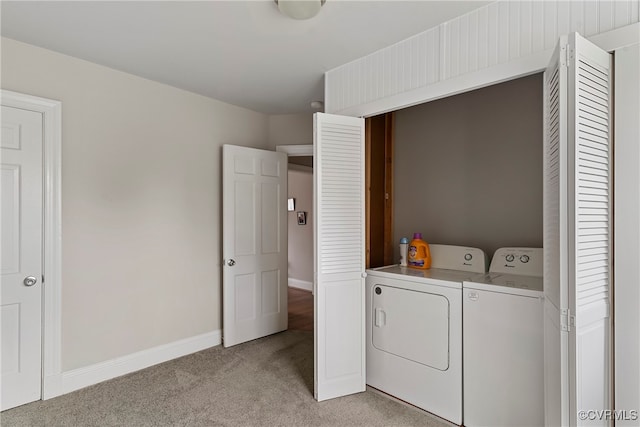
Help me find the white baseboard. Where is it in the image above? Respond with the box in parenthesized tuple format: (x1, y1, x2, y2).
(288, 278, 313, 292)
(57, 330, 221, 396)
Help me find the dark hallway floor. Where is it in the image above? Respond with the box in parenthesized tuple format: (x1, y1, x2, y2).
(288, 287, 313, 331)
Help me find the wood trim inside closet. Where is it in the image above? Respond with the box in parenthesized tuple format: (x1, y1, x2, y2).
(365, 112, 394, 269)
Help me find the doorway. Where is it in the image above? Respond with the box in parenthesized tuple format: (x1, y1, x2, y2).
(286, 158, 314, 331)
(275, 145, 315, 332)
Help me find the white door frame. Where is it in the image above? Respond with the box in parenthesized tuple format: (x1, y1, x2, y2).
(1, 89, 63, 399)
(276, 144, 313, 157)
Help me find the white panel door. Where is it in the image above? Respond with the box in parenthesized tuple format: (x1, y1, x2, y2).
(313, 112, 365, 401)
(543, 33, 613, 427)
(222, 145, 288, 348)
(1, 105, 43, 410)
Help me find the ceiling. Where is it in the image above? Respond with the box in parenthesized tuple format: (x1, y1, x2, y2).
(1, 1, 490, 114)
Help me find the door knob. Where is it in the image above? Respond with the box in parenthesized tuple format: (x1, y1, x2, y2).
(227, 259, 236, 266)
(23, 276, 38, 287)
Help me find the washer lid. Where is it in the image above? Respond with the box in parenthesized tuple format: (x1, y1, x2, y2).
(464, 272, 543, 297)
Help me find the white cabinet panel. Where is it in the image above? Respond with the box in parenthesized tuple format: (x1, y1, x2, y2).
(325, 0, 639, 116)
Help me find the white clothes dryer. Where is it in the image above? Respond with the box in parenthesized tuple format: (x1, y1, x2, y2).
(366, 244, 487, 425)
(463, 247, 544, 427)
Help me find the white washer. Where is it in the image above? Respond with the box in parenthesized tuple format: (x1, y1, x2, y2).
(463, 247, 544, 427)
(366, 244, 487, 425)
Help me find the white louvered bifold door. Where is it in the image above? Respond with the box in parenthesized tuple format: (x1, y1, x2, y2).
(543, 35, 570, 427)
(568, 32, 613, 427)
(543, 33, 613, 427)
(313, 113, 366, 401)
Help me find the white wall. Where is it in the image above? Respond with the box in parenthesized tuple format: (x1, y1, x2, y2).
(1, 38, 269, 372)
(394, 74, 543, 258)
(287, 165, 313, 288)
(614, 43, 640, 424)
(268, 113, 313, 148)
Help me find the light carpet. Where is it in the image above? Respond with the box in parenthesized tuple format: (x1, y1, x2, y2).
(1, 331, 452, 427)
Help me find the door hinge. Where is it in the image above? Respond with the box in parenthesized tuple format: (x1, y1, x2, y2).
(42, 275, 45, 284)
(560, 308, 575, 332)
(560, 44, 571, 68)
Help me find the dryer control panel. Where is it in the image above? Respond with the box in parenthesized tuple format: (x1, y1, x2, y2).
(489, 247, 543, 277)
(429, 244, 488, 273)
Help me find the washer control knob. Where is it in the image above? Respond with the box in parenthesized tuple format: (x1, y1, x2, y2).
(505, 254, 515, 262)
(464, 253, 473, 261)
(520, 255, 530, 263)
(375, 287, 382, 295)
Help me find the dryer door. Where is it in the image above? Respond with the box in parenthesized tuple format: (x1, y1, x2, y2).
(372, 285, 449, 370)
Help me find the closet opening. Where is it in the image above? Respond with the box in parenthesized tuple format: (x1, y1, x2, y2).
(365, 73, 544, 260)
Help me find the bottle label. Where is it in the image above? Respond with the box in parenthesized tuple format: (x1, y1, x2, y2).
(408, 245, 422, 266)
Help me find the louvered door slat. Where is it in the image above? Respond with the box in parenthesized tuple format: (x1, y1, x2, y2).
(578, 81, 609, 101)
(578, 96, 609, 115)
(578, 110, 608, 127)
(578, 152, 608, 167)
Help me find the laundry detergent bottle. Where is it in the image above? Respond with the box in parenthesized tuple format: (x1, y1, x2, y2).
(408, 233, 432, 269)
